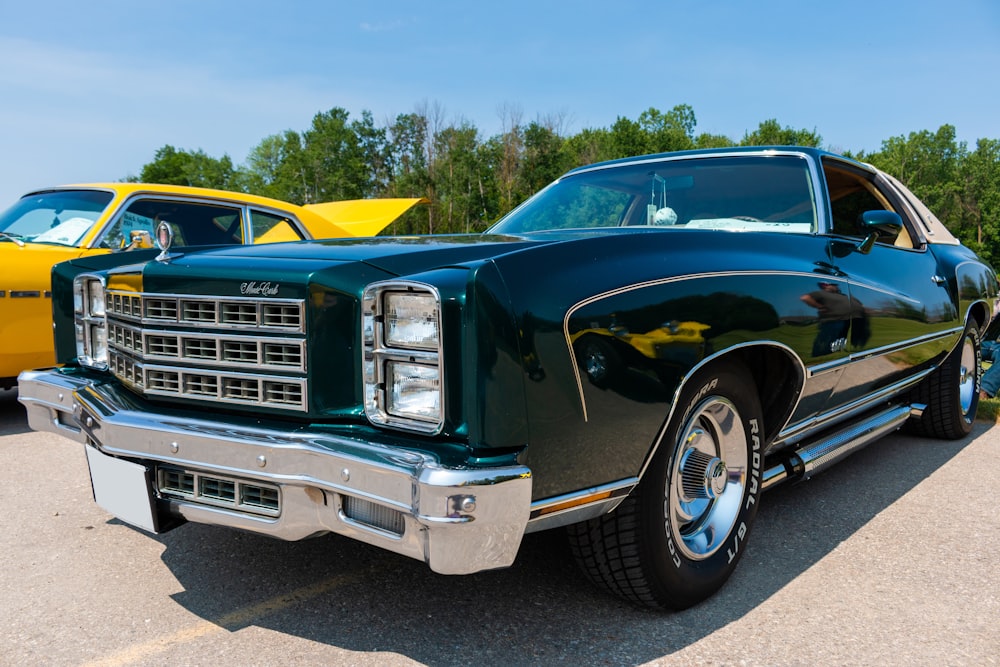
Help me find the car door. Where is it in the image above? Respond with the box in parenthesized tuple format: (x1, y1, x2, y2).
(817, 158, 959, 412)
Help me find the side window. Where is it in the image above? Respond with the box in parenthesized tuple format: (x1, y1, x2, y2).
(823, 161, 913, 247)
(251, 210, 305, 244)
(101, 199, 244, 250)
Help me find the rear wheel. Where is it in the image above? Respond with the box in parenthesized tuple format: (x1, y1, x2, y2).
(567, 362, 764, 609)
(907, 319, 980, 439)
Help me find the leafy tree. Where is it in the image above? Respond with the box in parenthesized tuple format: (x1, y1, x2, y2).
(493, 104, 525, 216)
(694, 133, 737, 149)
(243, 130, 307, 203)
(639, 104, 697, 153)
(562, 127, 615, 167)
(352, 110, 392, 197)
(609, 116, 648, 158)
(131, 101, 998, 244)
(300, 107, 367, 203)
(133, 145, 244, 191)
(519, 121, 568, 198)
(864, 125, 966, 243)
(434, 122, 488, 233)
(386, 112, 430, 233)
(741, 119, 822, 147)
(958, 138, 1000, 265)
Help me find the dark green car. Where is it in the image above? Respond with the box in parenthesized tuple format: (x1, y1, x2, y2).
(19, 147, 996, 609)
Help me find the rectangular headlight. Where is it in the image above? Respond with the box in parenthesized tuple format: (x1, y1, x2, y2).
(89, 286, 106, 317)
(73, 274, 108, 369)
(387, 362, 441, 422)
(362, 281, 445, 434)
(385, 292, 439, 350)
(89, 323, 108, 365)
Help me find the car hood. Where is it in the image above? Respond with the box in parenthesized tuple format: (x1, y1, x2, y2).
(162, 233, 563, 277)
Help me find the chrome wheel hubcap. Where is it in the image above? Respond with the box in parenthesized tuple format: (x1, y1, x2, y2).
(959, 334, 977, 417)
(667, 396, 748, 560)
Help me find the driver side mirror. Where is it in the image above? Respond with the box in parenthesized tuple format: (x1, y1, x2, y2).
(856, 210, 903, 254)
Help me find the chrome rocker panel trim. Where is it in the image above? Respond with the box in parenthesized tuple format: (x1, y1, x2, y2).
(18, 368, 532, 576)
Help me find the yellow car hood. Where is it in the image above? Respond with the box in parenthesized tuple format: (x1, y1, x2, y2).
(301, 198, 428, 239)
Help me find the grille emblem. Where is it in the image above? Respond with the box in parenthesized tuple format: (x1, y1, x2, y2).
(240, 281, 280, 296)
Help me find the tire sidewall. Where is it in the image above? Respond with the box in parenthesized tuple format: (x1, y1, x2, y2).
(639, 363, 764, 607)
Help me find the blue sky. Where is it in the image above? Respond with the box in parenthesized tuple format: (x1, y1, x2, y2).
(1, 0, 998, 205)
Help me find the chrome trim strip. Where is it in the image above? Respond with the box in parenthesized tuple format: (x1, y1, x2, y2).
(804, 326, 962, 378)
(525, 478, 637, 532)
(17, 368, 532, 576)
(775, 367, 932, 446)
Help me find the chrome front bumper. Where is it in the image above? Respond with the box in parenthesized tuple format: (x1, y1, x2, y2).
(18, 368, 532, 575)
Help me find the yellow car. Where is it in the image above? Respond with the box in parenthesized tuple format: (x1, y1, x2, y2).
(0, 183, 425, 388)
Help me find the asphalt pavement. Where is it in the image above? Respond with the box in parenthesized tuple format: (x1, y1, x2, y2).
(1, 386, 997, 666)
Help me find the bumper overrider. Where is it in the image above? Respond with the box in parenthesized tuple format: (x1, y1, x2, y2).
(18, 368, 532, 575)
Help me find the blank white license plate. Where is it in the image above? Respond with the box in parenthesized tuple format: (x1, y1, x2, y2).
(85, 445, 158, 532)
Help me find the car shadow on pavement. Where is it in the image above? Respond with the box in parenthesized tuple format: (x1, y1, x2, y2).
(151, 423, 984, 666)
(0, 387, 30, 436)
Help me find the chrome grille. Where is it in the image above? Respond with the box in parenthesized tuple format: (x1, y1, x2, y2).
(147, 334, 178, 356)
(109, 293, 142, 319)
(183, 300, 216, 323)
(263, 304, 302, 328)
(223, 377, 260, 401)
(183, 338, 217, 359)
(223, 340, 257, 363)
(342, 496, 405, 535)
(107, 292, 304, 332)
(263, 342, 302, 367)
(106, 289, 308, 411)
(147, 368, 179, 392)
(157, 466, 280, 517)
(222, 302, 257, 325)
(145, 298, 178, 321)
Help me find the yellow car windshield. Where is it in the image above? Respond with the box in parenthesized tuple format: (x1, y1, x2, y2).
(0, 189, 114, 247)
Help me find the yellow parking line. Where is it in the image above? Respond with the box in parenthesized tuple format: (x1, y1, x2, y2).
(82, 569, 368, 667)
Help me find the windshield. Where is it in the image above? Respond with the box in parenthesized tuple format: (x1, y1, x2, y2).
(489, 154, 817, 235)
(0, 189, 114, 247)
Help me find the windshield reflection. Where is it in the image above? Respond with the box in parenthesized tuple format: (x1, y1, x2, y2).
(488, 154, 817, 235)
(0, 190, 113, 247)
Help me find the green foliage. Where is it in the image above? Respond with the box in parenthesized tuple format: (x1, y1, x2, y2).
(741, 119, 822, 147)
(131, 106, 999, 246)
(133, 145, 246, 192)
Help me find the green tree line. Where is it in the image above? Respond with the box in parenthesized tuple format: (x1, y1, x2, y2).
(129, 104, 1000, 265)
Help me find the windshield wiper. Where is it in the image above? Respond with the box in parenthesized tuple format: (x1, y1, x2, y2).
(0, 232, 25, 247)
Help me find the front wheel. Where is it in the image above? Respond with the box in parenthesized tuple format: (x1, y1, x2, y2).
(906, 319, 980, 439)
(567, 362, 764, 609)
